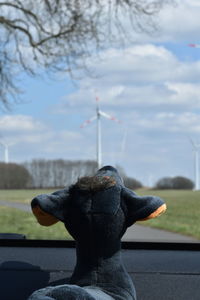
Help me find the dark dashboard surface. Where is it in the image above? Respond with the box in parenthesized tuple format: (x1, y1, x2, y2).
(0, 240, 200, 300)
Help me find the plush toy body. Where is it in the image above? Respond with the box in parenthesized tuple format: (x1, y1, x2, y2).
(28, 166, 166, 300)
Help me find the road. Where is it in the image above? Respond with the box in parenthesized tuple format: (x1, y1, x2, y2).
(0, 200, 198, 242)
(122, 223, 198, 242)
(0, 200, 31, 212)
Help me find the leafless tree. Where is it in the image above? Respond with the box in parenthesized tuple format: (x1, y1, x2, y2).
(0, 0, 174, 109)
(24, 159, 97, 188)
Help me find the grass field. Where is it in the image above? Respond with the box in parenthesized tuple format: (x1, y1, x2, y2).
(138, 189, 200, 240)
(0, 188, 200, 240)
(0, 189, 55, 204)
(0, 189, 72, 239)
(0, 206, 72, 240)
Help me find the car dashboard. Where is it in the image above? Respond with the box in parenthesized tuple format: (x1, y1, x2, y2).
(0, 239, 200, 300)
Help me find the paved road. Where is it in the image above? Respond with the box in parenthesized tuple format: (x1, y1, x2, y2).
(122, 223, 198, 242)
(0, 200, 198, 242)
(0, 200, 31, 212)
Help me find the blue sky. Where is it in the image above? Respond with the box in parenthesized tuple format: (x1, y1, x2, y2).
(1, 0, 200, 186)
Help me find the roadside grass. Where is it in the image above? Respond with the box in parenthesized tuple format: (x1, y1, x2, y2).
(0, 188, 72, 240)
(0, 189, 55, 204)
(0, 188, 200, 240)
(137, 189, 200, 240)
(0, 206, 72, 240)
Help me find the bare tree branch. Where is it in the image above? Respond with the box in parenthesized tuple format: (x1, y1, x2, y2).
(0, 0, 174, 109)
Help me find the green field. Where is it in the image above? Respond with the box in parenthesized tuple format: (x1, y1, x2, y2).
(0, 189, 72, 239)
(0, 189, 55, 204)
(0, 188, 200, 240)
(137, 189, 200, 240)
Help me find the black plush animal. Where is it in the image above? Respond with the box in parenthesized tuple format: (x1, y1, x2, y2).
(28, 166, 166, 300)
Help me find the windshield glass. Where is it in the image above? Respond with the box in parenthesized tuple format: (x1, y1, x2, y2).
(0, 0, 199, 243)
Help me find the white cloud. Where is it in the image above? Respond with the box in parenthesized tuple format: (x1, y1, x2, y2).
(57, 44, 200, 116)
(128, 112, 200, 134)
(86, 45, 178, 84)
(124, 0, 200, 43)
(157, 0, 200, 42)
(165, 82, 200, 107)
(0, 115, 45, 132)
(0, 114, 86, 164)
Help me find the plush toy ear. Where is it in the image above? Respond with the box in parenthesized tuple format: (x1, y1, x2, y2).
(122, 187, 166, 227)
(31, 188, 69, 226)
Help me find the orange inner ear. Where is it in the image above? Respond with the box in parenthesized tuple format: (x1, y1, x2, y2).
(139, 203, 167, 221)
(32, 205, 59, 226)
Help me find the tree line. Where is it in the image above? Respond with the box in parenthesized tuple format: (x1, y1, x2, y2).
(0, 159, 143, 189)
(154, 176, 194, 190)
(0, 159, 194, 190)
(24, 159, 98, 188)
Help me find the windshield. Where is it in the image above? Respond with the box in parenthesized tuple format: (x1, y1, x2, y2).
(0, 0, 199, 243)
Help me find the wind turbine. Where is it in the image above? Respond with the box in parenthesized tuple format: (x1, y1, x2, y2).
(189, 137, 200, 191)
(80, 96, 121, 169)
(0, 141, 9, 163)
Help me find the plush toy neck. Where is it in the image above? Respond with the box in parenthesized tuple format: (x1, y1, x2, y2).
(70, 241, 135, 299)
(68, 222, 137, 300)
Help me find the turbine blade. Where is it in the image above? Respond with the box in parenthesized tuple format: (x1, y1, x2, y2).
(99, 110, 121, 123)
(95, 95, 100, 102)
(188, 136, 195, 147)
(80, 115, 97, 128)
(188, 43, 200, 48)
(188, 136, 200, 149)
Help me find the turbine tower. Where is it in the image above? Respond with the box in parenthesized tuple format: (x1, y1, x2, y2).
(0, 141, 9, 163)
(189, 137, 200, 191)
(81, 96, 121, 169)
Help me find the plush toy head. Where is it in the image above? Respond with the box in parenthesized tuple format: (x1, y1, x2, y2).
(31, 165, 166, 231)
(30, 165, 166, 300)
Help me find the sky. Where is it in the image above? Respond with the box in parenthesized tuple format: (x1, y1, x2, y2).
(1, 0, 200, 186)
